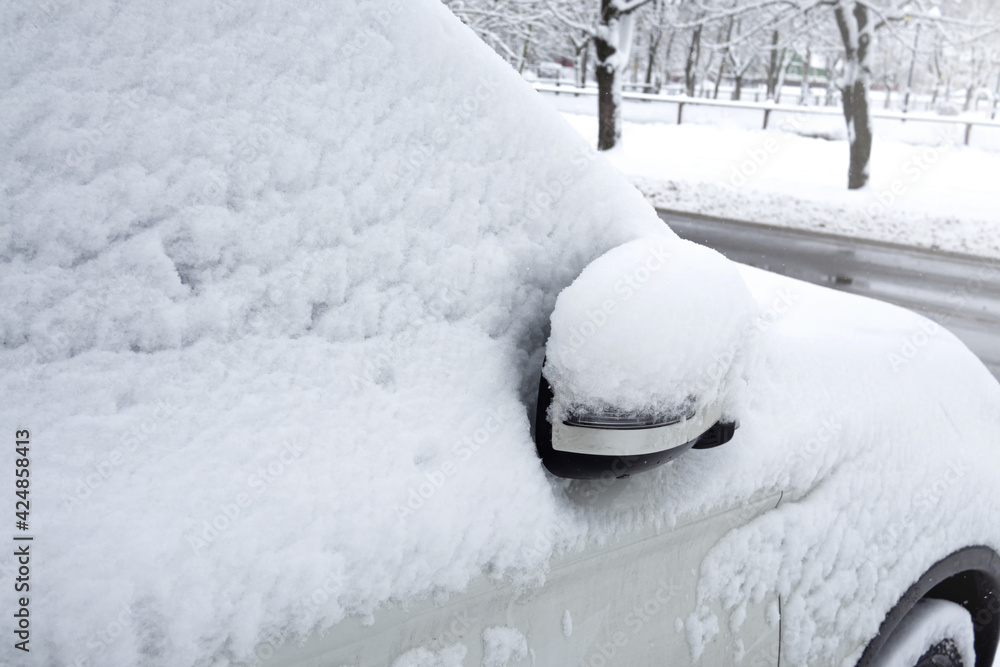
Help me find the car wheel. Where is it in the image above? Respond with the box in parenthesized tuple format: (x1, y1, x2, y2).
(874, 598, 975, 667)
(914, 638, 964, 667)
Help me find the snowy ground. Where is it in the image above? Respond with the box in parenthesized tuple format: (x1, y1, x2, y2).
(548, 105, 1000, 260)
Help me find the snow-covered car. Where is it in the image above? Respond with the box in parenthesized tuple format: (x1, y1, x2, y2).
(4, 1, 1000, 667)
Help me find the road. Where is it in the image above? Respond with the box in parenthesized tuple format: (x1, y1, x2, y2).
(659, 209, 1000, 379)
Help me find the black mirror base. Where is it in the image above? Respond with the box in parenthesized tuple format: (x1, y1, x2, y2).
(534, 377, 738, 480)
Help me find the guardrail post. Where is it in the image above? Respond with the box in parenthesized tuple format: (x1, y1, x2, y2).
(677, 102, 684, 125)
(762, 108, 771, 130)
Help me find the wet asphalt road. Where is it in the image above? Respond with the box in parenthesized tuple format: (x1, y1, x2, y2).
(659, 209, 1000, 379)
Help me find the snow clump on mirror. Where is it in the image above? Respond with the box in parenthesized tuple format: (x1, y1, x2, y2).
(543, 235, 757, 422)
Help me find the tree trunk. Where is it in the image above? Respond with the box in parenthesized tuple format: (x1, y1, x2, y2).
(661, 30, 675, 90)
(593, 0, 649, 148)
(834, 1, 873, 190)
(766, 29, 780, 99)
(684, 24, 702, 97)
(713, 57, 726, 99)
(595, 0, 635, 150)
(773, 48, 788, 102)
(931, 46, 942, 107)
(713, 17, 734, 100)
(596, 59, 620, 150)
(799, 45, 812, 105)
(645, 24, 662, 85)
(698, 51, 715, 97)
(733, 73, 743, 100)
(964, 84, 976, 112)
(825, 55, 838, 106)
(517, 25, 532, 74)
(580, 39, 591, 88)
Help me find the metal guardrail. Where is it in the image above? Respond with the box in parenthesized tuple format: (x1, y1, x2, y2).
(533, 82, 1000, 146)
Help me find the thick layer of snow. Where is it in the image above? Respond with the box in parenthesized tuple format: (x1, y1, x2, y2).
(481, 626, 530, 667)
(680, 266, 1000, 666)
(545, 236, 754, 421)
(555, 111, 1000, 259)
(5, 1, 1000, 666)
(1, 1, 662, 665)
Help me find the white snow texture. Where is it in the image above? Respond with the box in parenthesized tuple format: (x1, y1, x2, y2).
(1, 0, 660, 665)
(481, 626, 530, 667)
(4, 1, 1000, 666)
(545, 236, 754, 420)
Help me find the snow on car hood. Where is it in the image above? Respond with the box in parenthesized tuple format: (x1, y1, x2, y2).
(3, 0, 1000, 666)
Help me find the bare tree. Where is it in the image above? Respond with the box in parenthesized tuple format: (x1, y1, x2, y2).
(547, 0, 656, 149)
(445, 0, 999, 186)
(444, 0, 558, 69)
(833, 1, 873, 189)
(684, 21, 704, 97)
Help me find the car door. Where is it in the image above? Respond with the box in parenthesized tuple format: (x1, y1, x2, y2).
(263, 491, 782, 666)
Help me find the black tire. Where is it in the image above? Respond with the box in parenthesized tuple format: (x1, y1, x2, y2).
(856, 547, 1000, 667)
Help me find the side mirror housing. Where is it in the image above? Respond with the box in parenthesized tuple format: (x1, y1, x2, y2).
(535, 236, 753, 479)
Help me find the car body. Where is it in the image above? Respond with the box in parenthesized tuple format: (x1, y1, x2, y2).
(265, 256, 1000, 667)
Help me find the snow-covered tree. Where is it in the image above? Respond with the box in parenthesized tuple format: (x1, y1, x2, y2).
(833, 1, 873, 189)
(548, 0, 657, 150)
(444, 0, 999, 186)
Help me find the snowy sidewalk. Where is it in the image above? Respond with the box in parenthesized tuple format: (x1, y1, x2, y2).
(558, 112, 1000, 260)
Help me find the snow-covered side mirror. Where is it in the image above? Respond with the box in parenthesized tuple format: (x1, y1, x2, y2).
(534, 236, 756, 480)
